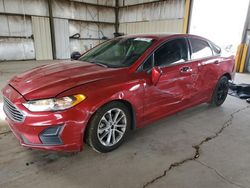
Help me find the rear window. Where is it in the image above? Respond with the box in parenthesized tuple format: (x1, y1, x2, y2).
(189, 38, 213, 59)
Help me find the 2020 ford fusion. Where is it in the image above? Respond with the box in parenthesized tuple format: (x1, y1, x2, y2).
(2, 34, 235, 152)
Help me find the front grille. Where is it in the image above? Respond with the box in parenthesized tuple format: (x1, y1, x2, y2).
(3, 97, 25, 123)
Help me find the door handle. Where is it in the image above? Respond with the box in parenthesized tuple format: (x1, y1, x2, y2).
(180, 66, 192, 73)
(214, 60, 220, 64)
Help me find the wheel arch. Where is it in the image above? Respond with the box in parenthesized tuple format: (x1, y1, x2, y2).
(222, 72, 232, 81)
(84, 99, 137, 143)
(115, 99, 137, 130)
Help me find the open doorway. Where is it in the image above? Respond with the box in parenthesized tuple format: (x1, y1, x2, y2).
(189, 0, 249, 54)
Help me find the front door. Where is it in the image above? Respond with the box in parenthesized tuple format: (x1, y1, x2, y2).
(142, 38, 199, 124)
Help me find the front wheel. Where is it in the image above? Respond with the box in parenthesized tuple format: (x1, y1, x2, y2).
(85, 101, 131, 153)
(210, 76, 229, 106)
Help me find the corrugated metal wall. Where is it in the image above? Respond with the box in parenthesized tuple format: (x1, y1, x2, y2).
(119, 19, 183, 34)
(0, 0, 186, 61)
(31, 16, 53, 60)
(70, 39, 105, 53)
(0, 0, 116, 61)
(119, 0, 163, 6)
(52, 0, 115, 23)
(0, 15, 32, 37)
(0, 14, 34, 60)
(0, 38, 34, 61)
(119, 0, 185, 34)
(71, 0, 116, 6)
(0, 0, 49, 16)
(54, 18, 70, 59)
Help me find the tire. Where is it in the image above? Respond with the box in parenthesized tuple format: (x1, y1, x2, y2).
(85, 101, 131, 153)
(210, 76, 229, 106)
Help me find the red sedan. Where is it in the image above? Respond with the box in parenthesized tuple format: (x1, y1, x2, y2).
(2, 34, 235, 152)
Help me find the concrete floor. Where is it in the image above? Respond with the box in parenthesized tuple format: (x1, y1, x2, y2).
(0, 60, 250, 188)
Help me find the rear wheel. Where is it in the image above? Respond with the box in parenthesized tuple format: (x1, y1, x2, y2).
(210, 76, 229, 106)
(86, 101, 131, 153)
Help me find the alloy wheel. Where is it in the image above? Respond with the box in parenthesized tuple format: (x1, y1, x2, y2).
(97, 108, 127, 147)
(217, 80, 229, 103)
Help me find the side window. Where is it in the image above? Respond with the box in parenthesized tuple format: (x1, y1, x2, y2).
(189, 38, 213, 59)
(141, 55, 153, 71)
(210, 42, 221, 55)
(154, 38, 188, 67)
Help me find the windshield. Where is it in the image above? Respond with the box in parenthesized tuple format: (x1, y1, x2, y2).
(79, 37, 155, 68)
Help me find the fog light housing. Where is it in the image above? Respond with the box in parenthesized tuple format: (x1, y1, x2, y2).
(39, 125, 63, 145)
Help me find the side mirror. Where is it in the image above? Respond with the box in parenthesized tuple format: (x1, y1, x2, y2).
(151, 66, 162, 85)
(71, 51, 81, 60)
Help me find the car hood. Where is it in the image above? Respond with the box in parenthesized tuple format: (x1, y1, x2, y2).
(9, 61, 124, 100)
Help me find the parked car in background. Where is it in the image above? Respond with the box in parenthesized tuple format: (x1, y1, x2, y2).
(2, 34, 235, 153)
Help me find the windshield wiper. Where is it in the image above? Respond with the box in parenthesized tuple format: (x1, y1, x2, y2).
(88, 60, 109, 68)
(95, 62, 108, 68)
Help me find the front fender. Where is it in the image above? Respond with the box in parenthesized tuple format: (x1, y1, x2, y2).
(58, 78, 145, 129)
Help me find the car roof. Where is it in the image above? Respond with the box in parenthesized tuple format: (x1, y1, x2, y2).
(119, 33, 208, 41)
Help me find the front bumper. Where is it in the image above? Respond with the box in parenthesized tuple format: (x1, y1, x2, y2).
(6, 118, 85, 152)
(3, 85, 88, 152)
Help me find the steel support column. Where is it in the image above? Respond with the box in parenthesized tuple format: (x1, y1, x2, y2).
(48, 0, 56, 59)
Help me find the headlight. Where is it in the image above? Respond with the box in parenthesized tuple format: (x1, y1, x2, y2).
(23, 94, 86, 112)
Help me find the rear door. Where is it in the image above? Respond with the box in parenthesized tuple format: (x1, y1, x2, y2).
(188, 37, 220, 100)
(142, 38, 200, 123)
